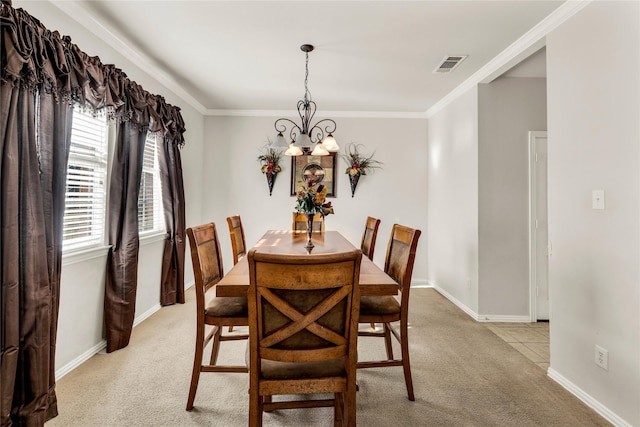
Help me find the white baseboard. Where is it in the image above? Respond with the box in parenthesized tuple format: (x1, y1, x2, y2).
(133, 303, 161, 327)
(429, 281, 530, 323)
(56, 302, 161, 381)
(55, 340, 106, 380)
(547, 368, 632, 427)
(476, 314, 531, 323)
(429, 282, 481, 321)
(411, 279, 430, 288)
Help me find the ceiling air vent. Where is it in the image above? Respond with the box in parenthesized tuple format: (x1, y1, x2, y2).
(434, 55, 468, 73)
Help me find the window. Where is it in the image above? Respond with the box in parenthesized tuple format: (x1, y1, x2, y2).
(138, 133, 165, 235)
(62, 106, 108, 251)
(62, 106, 165, 252)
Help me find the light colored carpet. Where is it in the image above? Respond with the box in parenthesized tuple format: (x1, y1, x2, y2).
(46, 288, 610, 426)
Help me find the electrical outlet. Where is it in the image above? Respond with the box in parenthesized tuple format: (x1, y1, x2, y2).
(592, 190, 605, 210)
(595, 345, 609, 370)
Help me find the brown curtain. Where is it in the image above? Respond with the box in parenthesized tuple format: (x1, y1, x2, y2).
(1, 1, 186, 423)
(158, 133, 186, 306)
(104, 119, 147, 353)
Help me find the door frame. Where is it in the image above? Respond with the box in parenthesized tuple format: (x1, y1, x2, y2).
(528, 131, 548, 322)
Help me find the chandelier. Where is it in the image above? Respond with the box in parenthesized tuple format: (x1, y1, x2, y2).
(270, 44, 338, 156)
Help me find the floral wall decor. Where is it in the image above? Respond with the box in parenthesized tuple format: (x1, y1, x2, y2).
(258, 144, 283, 195)
(341, 143, 382, 197)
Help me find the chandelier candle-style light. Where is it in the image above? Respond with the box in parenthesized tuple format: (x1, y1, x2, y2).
(270, 44, 339, 156)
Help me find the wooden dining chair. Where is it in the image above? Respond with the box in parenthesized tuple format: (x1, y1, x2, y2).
(227, 215, 247, 265)
(361, 216, 381, 330)
(357, 224, 421, 401)
(247, 248, 362, 427)
(292, 212, 324, 232)
(360, 216, 381, 261)
(185, 222, 249, 411)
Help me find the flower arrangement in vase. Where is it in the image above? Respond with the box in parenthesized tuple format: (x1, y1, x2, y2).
(341, 143, 382, 197)
(295, 171, 334, 249)
(257, 144, 283, 196)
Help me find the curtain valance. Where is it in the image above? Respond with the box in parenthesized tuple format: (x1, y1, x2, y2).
(1, 2, 185, 144)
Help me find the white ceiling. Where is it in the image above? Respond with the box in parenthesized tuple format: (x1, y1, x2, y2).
(47, 0, 563, 115)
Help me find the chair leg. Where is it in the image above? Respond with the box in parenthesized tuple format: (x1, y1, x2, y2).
(400, 320, 415, 401)
(370, 322, 376, 330)
(345, 384, 357, 427)
(186, 325, 206, 411)
(209, 326, 223, 365)
(249, 388, 262, 427)
(383, 323, 394, 360)
(334, 393, 344, 427)
(229, 326, 234, 332)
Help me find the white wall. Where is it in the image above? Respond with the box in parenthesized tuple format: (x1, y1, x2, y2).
(16, 1, 205, 375)
(20, 2, 640, 424)
(201, 115, 428, 281)
(478, 77, 547, 317)
(546, 2, 640, 426)
(426, 88, 479, 314)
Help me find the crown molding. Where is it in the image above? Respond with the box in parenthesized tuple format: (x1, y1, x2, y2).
(205, 109, 428, 119)
(425, 0, 593, 119)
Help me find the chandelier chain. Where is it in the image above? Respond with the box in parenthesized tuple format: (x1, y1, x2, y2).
(304, 51, 310, 103)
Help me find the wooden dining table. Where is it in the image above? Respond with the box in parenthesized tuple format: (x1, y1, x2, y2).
(216, 230, 399, 297)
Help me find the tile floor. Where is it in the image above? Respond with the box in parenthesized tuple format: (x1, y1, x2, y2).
(484, 322, 550, 371)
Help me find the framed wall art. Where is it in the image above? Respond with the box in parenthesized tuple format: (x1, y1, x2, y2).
(290, 152, 337, 197)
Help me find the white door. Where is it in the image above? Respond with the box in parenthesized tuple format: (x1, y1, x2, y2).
(529, 131, 549, 321)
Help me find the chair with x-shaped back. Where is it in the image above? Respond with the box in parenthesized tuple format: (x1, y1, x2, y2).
(247, 248, 362, 426)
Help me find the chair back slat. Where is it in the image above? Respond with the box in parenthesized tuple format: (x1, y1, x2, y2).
(227, 215, 246, 265)
(186, 223, 224, 312)
(384, 224, 421, 294)
(292, 212, 324, 232)
(361, 216, 381, 260)
(187, 223, 224, 291)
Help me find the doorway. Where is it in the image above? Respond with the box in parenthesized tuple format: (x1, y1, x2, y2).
(529, 131, 549, 321)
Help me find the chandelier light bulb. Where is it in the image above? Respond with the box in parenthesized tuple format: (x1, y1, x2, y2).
(271, 132, 289, 149)
(311, 143, 329, 156)
(321, 134, 339, 152)
(293, 133, 312, 149)
(285, 143, 303, 156)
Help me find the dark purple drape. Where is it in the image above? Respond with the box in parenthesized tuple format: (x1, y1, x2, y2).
(1, 1, 186, 423)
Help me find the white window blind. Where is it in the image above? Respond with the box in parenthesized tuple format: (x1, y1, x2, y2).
(63, 107, 108, 251)
(138, 133, 165, 234)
